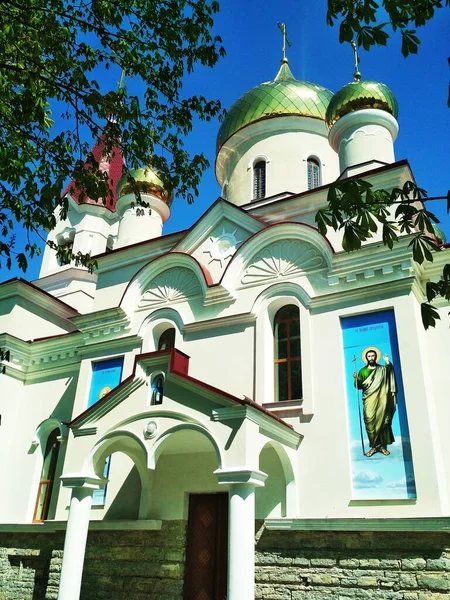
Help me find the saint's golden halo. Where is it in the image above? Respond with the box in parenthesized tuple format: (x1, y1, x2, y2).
(361, 346, 381, 363)
(99, 386, 111, 399)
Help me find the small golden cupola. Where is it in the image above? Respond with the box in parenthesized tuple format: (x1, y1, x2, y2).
(326, 41, 399, 178)
(116, 166, 173, 247)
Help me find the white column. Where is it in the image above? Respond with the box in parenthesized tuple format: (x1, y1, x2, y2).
(228, 483, 256, 600)
(57, 486, 93, 600)
(57, 474, 105, 600)
(215, 467, 267, 600)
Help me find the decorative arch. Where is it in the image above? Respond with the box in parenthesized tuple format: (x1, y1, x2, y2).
(120, 252, 212, 318)
(251, 281, 311, 314)
(257, 440, 297, 517)
(247, 154, 271, 170)
(148, 423, 223, 471)
(32, 418, 65, 452)
(220, 222, 333, 293)
(84, 430, 151, 519)
(138, 307, 185, 353)
(84, 430, 147, 475)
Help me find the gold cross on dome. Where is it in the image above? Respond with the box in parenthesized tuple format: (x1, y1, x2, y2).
(277, 22, 291, 61)
(351, 40, 361, 81)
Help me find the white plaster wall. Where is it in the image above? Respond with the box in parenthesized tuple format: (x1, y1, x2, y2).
(0, 303, 70, 340)
(216, 117, 340, 206)
(94, 260, 155, 312)
(256, 445, 285, 519)
(0, 374, 78, 523)
(150, 451, 221, 520)
(184, 323, 254, 399)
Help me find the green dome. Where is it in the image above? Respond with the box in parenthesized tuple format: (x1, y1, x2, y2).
(325, 80, 398, 129)
(117, 166, 172, 206)
(217, 60, 333, 150)
(432, 223, 447, 245)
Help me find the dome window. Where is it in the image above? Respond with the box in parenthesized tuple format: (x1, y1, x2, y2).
(307, 158, 321, 190)
(253, 160, 266, 200)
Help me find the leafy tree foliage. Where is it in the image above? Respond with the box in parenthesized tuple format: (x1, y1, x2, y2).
(0, 0, 225, 271)
(327, 0, 449, 57)
(325, 0, 449, 328)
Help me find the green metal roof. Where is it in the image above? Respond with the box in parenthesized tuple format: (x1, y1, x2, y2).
(217, 60, 333, 150)
(325, 80, 398, 129)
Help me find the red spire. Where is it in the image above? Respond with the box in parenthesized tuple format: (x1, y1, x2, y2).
(63, 132, 124, 212)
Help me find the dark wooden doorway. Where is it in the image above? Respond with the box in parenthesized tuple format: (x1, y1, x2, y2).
(184, 493, 228, 600)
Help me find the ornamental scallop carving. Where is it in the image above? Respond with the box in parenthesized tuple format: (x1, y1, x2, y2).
(241, 241, 324, 286)
(139, 268, 201, 309)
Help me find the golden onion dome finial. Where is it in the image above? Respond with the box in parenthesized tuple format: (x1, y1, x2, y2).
(117, 166, 173, 206)
(351, 40, 362, 82)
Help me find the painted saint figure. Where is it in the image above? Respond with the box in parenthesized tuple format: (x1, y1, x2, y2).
(353, 348, 397, 457)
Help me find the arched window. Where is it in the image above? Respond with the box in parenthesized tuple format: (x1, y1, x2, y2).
(253, 160, 266, 200)
(274, 305, 302, 401)
(307, 158, 321, 190)
(33, 429, 60, 522)
(158, 327, 176, 351)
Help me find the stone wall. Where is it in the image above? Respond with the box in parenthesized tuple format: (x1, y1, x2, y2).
(2, 524, 450, 600)
(0, 521, 186, 600)
(256, 528, 450, 600)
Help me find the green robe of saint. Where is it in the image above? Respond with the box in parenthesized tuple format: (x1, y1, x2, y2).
(355, 362, 397, 449)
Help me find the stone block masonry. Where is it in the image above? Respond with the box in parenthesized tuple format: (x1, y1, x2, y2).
(255, 528, 450, 600)
(2, 523, 450, 599)
(0, 521, 186, 600)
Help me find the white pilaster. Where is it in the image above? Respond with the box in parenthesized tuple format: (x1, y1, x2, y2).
(57, 475, 105, 600)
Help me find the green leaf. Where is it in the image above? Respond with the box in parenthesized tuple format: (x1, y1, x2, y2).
(421, 302, 441, 330)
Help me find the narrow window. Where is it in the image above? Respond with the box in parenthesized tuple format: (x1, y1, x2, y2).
(158, 327, 176, 351)
(274, 305, 302, 401)
(33, 429, 60, 522)
(253, 160, 266, 200)
(92, 456, 111, 506)
(307, 158, 321, 190)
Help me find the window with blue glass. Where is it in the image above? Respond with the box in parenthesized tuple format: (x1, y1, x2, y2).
(87, 356, 124, 408)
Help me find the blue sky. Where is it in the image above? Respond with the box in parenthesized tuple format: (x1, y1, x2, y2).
(5, 1, 450, 280)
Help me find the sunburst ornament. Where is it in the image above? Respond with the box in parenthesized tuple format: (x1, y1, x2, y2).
(203, 226, 244, 268)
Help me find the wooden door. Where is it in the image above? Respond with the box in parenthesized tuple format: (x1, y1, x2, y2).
(184, 493, 228, 600)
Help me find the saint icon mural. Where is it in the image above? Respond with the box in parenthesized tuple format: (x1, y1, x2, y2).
(342, 311, 416, 500)
(353, 347, 397, 458)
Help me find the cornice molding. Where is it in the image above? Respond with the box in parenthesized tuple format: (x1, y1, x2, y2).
(265, 517, 450, 532)
(94, 232, 184, 275)
(212, 405, 302, 450)
(183, 312, 255, 334)
(214, 467, 268, 487)
(33, 268, 97, 293)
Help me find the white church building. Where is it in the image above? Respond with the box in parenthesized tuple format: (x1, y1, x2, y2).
(0, 52, 449, 600)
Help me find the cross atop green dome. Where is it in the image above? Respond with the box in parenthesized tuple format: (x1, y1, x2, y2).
(217, 59, 333, 151)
